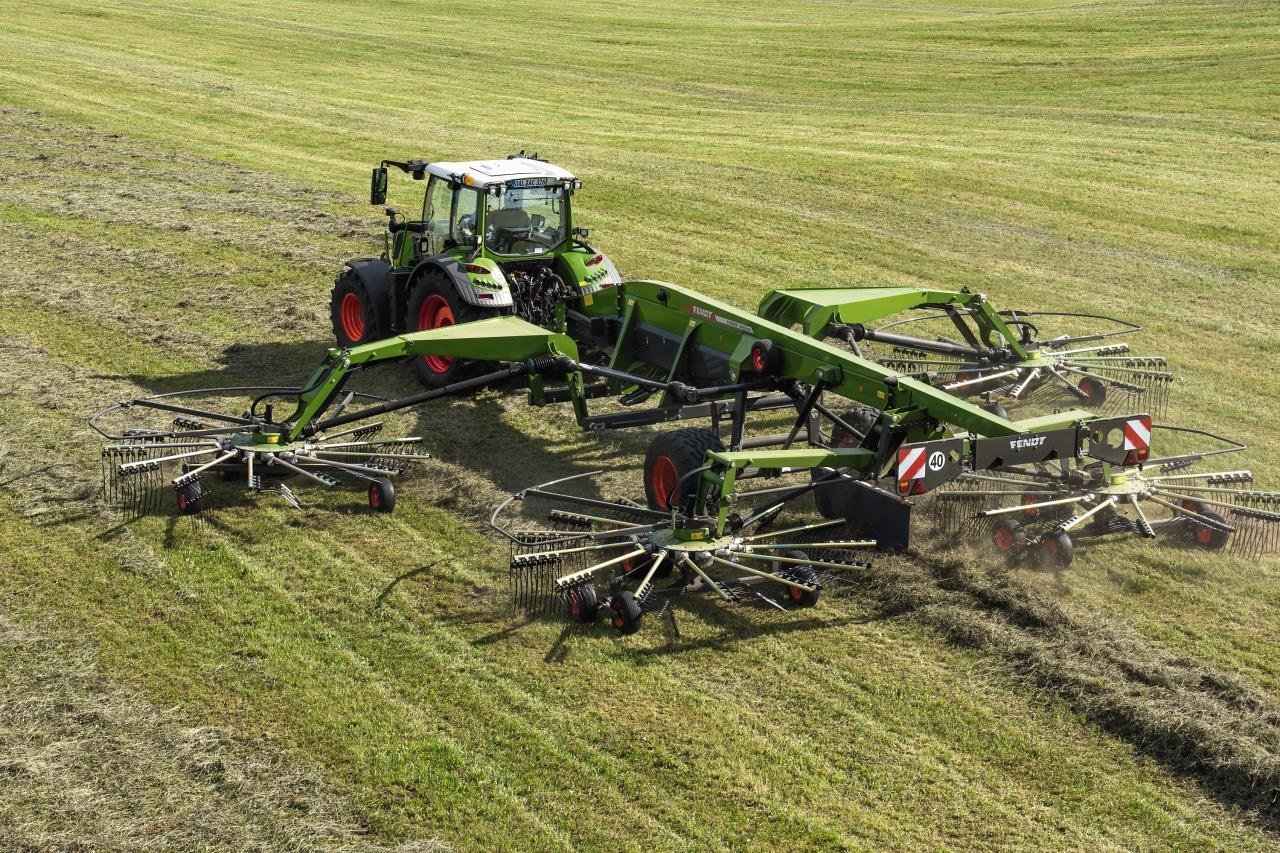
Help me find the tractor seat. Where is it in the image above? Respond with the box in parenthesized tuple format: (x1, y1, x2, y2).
(487, 207, 531, 232)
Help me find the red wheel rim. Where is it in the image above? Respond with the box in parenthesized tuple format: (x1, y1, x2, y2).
(993, 525, 1014, 552)
(1196, 526, 1213, 545)
(1079, 378, 1102, 403)
(177, 491, 189, 511)
(651, 455, 679, 509)
(788, 585, 803, 602)
(1041, 537, 1058, 552)
(752, 346, 766, 372)
(418, 294, 456, 374)
(369, 484, 381, 508)
(1022, 493, 1040, 518)
(340, 292, 366, 342)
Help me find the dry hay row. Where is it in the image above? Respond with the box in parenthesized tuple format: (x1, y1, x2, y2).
(846, 555, 1280, 828)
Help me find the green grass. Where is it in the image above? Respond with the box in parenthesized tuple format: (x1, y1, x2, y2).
(1, 0, 1279, 848)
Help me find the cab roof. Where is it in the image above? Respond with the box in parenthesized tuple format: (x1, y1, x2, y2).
(427, 158, 578, 189)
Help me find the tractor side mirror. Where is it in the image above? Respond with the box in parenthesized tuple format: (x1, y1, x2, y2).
(572, 226, 589, 238)
(370, 167, 388, 206)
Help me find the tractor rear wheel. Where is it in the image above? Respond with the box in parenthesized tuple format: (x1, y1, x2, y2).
(643, 428, 725, 511)
(330, 268, 389, 347)
(407, 272, 496, 388)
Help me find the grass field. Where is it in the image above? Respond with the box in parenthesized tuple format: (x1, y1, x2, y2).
(1, 0, 1279, 848)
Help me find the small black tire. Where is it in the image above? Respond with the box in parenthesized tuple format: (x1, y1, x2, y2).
(175, 484, 204, 515)
(1076, 376, 1107, 408)
(368, 478, 396, 513)
(566, 584, 600, 624)
(330, 267, 390, 347)
(643, 428, 725, 511)
(1038, 530, 1073, 570)
(992, 518, 1027, 558)
(609, 590, 643, 635)
(812, 407, 877, 520)
(982, 401, 1010, 420)
(782, 552, 821, 608)
(406, 271, 496, 388)
(215, 467, 243, 483)
(1191, 509, 1230, 551)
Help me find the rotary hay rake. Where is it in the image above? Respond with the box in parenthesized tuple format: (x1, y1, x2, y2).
(94, 386, 432, 515)
(929, 423, 1280, 568)
(92, 275, 1275, 634)
(494, 471, 875, 633)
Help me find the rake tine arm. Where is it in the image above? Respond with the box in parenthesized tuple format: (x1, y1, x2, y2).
(554, 547, 650, 588)
(742, 519, 845, 541)
(631, 550, 670, 603)
(681, 557, 734, 601)
(172, 450, 239, 486)
(710, 554, 817, 591)
(733, 551, 865, 576)
(1058, 495, 1119, 533)
(978, 494, 1088, 517)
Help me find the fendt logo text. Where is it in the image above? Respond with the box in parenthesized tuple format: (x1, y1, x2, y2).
(1010, 435, 1047, 450)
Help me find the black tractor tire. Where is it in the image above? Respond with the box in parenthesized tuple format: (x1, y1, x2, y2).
(643, 428, 725, 511)
(609, 590, 643, 635)
(566, 584, 600, 624)
(1191, 509, 1230, 551)
(330, 267, 390, 347)
(406, 271, 497, 388)
(782, 551, 821, 608)
(368, 478, 396, 513)
(812, 407, 877, 520)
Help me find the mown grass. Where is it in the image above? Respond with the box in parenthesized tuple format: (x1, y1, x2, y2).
(0, 0, 1278, 848)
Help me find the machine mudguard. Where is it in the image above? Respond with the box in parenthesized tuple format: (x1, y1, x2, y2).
(407, 257, 515, 310)
(344, 257, 392, 290)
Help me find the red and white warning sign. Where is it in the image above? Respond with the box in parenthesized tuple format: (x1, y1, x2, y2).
(1123, 416, 1151, 452)
(898, 445, 927, 486)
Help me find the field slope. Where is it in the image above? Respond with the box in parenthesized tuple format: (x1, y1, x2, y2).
(1, 1, 1278, 848)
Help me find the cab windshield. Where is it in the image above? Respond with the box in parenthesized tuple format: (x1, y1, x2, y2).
(484, 185, 567, 257)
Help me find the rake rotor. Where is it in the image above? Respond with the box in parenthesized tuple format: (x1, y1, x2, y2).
(492, 471, 873, 634)
(929, 426, 1279, 566)
(866, 310, 1174, 416)
(93, 387, 432, 516)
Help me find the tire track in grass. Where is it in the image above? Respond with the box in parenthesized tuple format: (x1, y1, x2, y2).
(851, 551, 1280, 831)
(185, 506, 703, 848)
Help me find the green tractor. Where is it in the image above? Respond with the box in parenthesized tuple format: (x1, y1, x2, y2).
(330, 153, 622, 386)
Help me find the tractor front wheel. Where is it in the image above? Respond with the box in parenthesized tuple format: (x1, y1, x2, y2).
(406, 273, 496, 388)
(643, 428, 725, 511)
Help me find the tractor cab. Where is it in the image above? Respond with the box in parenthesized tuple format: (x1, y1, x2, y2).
(333, 154, 623, 386)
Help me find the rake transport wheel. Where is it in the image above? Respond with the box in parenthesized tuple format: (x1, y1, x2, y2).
(609, 590, 643, 635)
(813, 407, 877, 520)
(330, 267, 389, 347)
(1076, 376, 1108, 408)
(783, 552, 821, 609)
(368, 478, 396, 513)
(1038, 530, 1074, 570)
(566, 584, 600, 624)
(175, 483, 205, 516)
(1193, 509, 1230, 551)
(643, 428, 725, 510)
(992, 518, 1028, 559)
(407, 271, 496, 388)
